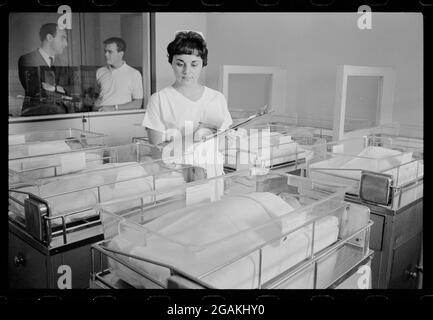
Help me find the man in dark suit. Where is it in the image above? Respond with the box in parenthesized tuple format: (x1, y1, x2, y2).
(18, 23, 70, 116)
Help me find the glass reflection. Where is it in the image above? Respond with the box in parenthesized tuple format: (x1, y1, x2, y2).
(9, 12, 145, 117)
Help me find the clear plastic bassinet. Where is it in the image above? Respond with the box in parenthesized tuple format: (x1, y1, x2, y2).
(9, 142, 206, 248)
(305, 129, 423, 210)
(91, 170, 373, 289)
(9, 128, 106, 161)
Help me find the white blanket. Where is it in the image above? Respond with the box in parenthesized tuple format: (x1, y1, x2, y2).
(309, 146, 422, 188)
(9, 153, 103, 180)
(108, 192, 339, 288)
(10, 162, 185, 226)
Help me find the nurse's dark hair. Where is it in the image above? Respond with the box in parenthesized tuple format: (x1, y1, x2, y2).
(167, 31, 208, 67)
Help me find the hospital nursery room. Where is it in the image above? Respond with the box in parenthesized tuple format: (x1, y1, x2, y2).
(8, 12, 423, 290)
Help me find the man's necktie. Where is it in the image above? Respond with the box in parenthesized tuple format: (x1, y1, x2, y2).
(48, 56, 58, 90)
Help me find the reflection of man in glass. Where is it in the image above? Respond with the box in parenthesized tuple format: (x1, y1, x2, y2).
(18, 23, 71, 116)
(95, 37, 143, 112)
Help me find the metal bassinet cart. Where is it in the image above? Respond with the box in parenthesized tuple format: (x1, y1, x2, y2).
(304, 128, 423, 288)
(91, 170, 373, 289)
(8, 142, 205, 288)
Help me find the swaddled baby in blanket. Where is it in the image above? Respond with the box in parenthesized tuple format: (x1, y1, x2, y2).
(309, 145, 422, 187)
(9, 152, 104, 181)
(9, 136, 106, 182)
(107, 191, 340, 289)
(9, 161, 186, 227)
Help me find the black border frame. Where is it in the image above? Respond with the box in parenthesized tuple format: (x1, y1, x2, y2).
(3, 0, 431, 312)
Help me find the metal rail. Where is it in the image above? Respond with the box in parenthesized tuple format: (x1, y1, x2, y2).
(92, 218, 373, 289)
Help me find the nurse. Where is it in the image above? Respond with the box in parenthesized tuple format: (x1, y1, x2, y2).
(142, 31, 233, 147)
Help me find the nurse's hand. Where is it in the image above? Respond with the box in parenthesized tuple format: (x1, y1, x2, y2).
(194, 122, 218, 142)
(194, 128, 214, 142)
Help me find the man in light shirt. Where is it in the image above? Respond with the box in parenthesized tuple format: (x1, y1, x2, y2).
(18, 23, 70, 116)
(95, 37, 143, 112)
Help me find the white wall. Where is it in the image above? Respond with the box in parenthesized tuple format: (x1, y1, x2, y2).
(154, 13, 207, 92)
(204, 13, 423, 127)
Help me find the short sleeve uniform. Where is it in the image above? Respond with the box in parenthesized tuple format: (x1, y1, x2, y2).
(142, 86, 232, 138)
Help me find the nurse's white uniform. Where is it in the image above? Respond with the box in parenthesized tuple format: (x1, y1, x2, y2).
(141, 85, 233, 138)
(142, 85, 233, 200)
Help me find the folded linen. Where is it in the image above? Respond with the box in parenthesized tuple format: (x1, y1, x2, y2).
(225, 130, 312, 168)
